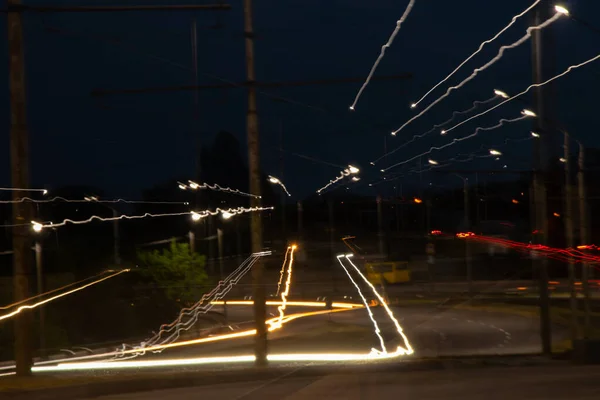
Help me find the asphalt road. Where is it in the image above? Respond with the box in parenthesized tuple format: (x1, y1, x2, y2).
(95, 364, 600, 399)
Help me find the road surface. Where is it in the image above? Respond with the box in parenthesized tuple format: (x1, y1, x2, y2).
(95, 364, 600, 399)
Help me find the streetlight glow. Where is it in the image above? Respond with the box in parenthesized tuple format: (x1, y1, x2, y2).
(493, 89, 509, 99)
(559, 157, 567, 163)
(531, 131, 540, 138)
(191, 212, 202, 222)
(188, 181, 199, 190)
(554, 5, 569, 15)
(351, 176, 360, 182)
(428, 159, 438, 165)
(268, 176, 280, 184)
(348, 165, 360, 174)
(178, 183, 187, 190)
(222, 211, 234, 220)
(32, 221, 43, 232)
(489, 149, 502, 156)
(521, 109, 536, 117)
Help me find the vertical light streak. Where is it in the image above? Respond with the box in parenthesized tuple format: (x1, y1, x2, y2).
(411, 0, 541, 107)
(269, 245, 296, 330)
(336, 255, 387, 354)
(392, 13, 562, 136)
(371, 94, 499, 164)
(384, 114, 530, 171)
(444, 52, 600, 135)
(0, 270, 129, 322)
(349, 0, 417, 110)
(276, 247, 291, 296)
(343, 254, 414, 355)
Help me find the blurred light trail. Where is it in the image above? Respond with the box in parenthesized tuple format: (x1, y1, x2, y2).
(336, 255, 387, 354)
(0, 269, 129, 322)
(349, 0, 416, 110)
(0, 270, 115, 310)
(28, 307, 359, 368)
(269, 245, 297, 330)
(342, 254, 414, 355)
(371, 93, 500, 164)
(178, 180, 260, 199)
(393, 12, 563, 136)
(126, 252, 270, 357)
(38, 207, 273, 229)
(411, 1, 540, 108)
(268, 176, 292, 197)
(276, 247, 291, 297)
(316, 165, 360, 194)
(444, 51, 600, 135)
(0, 196, 188, 205)
(384, 113, 530, 172)
(0, 187, 47, 194)
(33, 349, 416, 372)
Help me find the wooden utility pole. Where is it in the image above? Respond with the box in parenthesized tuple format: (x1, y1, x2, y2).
(8, 0, 34, 376)
(563, 132, 578, 342)
(243, 0, 267, 367)
(577, 144, 592, 337)
(531, 0, 552, 356)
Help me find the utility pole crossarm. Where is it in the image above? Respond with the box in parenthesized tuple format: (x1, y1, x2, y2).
(91, 74, 413, 96)
(6, 4, 231, 13)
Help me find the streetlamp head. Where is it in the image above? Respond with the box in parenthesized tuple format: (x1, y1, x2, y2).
(493, 89, 509, 99)
(268, 176, 279, 184)
(428, 159, 438, 165)
(188, 181, 199, 190)
(521, 109, 536, 117)
(191, 212, 201, 221)
(489, 149, 502, 156)
(348, 165, 360, 174)
(222, 211, 234, 220)
(32, 221, 43, 232)
(554, 5, 569, 15)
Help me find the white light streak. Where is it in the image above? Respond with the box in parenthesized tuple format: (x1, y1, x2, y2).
(554, 5, 569, 15)
(494, 89, 510, 99)
(0, 196, 188, 205)
(428, 159, 438, 165)
(336, 255, 387, 354)
(521, 109, 536, 117)
(489, 149, 502, 156)
(349, 0, 416, 110)
(268, 245, 296, 330)
(178, 181, 260, 199)
(384, 114, 529, 171)
(317, 165, 360, 194)
(126, 252, 270, 356)
(268, 175, 292, 197)
(275, 247, 291, 297)
(342, 254, 414, 355)
(0, 187, 47, 194)
(376, 93, 499, 162)
(394, 11, 562, 135)
(0, 270, 129, 322)
(38, 207, 273, 229)
(531, 131, 540, 138)
(411, 1, 540, 108)
(444, 52, 600, 134)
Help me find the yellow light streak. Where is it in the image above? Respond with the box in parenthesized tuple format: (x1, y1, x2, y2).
(275, 247, 291, 296)
(0, 270, 114, 310)
(268, 245, 296, 330)
(0, 269, 129, 322)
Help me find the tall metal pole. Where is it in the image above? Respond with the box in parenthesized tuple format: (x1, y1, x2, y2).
(112, 208, 121, 265)
(297, 201, 303, 241)
(243, 0, 267, 367)
(463, 178, 473, 296)
(563, 132, 578, 342)
(35, 241, 45, 357)
(279, 120, 286, 238)
(217, 228, 224, 280)
(531, 1, 552, 356)
(578, 143, 592, 338)
(376, 195, 384, 256)
(8, 0, 34, 376)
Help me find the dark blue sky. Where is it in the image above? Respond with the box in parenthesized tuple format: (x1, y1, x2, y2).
(1, 0, 598, 200)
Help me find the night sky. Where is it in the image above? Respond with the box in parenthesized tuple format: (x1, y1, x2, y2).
(0, 0, 598, 200)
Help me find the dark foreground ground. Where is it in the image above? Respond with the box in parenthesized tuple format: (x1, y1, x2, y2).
(90, 363, 600, 399)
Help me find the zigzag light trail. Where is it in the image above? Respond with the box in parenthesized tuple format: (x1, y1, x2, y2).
(179, 180, 260, 199)
(0, 270, 129, 322)
(349, 0, 416, 110)
(268, 245, 297, 330)
(372, 93, 500, 164)
(342, 254, 414, 355)
(411, 0, 541, 108)
(336, 255, 387, 354)
(125, 252, 269, 357)
(444, 52, 600, 135)
(392, 12, 563, 136)
(383, 113, 531, 171)
(276, 247, 291, 297)
(0, 196, 188, 205)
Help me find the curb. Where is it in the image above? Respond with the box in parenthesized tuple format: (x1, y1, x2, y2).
(1, 355, 560, 400)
